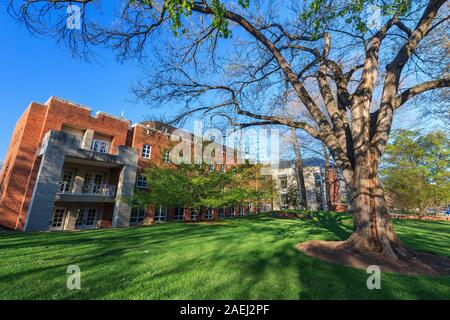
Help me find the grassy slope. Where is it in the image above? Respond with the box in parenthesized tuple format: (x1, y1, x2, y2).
(0, 214, 448, 300)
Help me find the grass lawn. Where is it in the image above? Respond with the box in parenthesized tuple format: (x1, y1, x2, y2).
(0, 213, 449, 300)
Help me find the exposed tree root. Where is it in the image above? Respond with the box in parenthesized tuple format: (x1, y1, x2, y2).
(297, 240, 450, 276)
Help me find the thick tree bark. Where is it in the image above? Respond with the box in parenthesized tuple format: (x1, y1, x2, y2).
(343, 154, 408, 258)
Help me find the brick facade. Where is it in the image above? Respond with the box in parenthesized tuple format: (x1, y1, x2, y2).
(0, 97, 256, 231)
(0, 97, 345, 232)
(0, 97, 133, 230)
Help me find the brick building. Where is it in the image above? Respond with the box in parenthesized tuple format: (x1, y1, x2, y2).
(0, 97, 347, 232)
(0, 97, 247, 231)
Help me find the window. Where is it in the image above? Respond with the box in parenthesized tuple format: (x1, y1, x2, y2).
(219, 208, 225, 219)
(142, 144, 152, 159)
(155, 206, 167, 223)
(91, 140, 109, 153)
(240, 205, 245, 216)
(59, 170, 73, 193)
(85, 209, 97, 226)
(229, 206, 236, 217)
(92, 174, 104, 194)
(206, 208, 214, 220)
(279, 177, 288, 190)
(314, 174, 322, 189)
(209, 164, 215, 172)
(163, 150, 170, 163)
(82, 173, 93, 193)
(130, 207, 146, 226)
(50, 208, 66, 229)
(136, 174, 148, 189)
(75, 208, 97, 229)
(221, 164, 226, 173)
(82, 173, 104, 194)
(191, 209, 199, 221)
(281, 194, 289, 209)
(174, 207, 184, 222)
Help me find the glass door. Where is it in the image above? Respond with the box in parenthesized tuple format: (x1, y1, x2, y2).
(82, 173, 104, 195)
(50, 208, 67, 231)
(75, 208, 98, 230)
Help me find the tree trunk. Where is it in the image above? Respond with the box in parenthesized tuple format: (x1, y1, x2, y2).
(343, 156, 409, 258)
(323, 145, 332, 211)
(291, 129, 308, 210)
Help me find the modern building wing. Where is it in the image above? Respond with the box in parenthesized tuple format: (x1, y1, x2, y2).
(270, 159, 349, 212)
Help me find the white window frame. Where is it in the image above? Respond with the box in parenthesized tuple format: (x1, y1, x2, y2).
(59, 170, 74, 193)
(50, 208, 67, 230)
(155, 206, 167, 223)
(82, 172, 105, 195)
(206, 208, 214, 220)
(174, 207, 185, 222)
(163, 150, 170, 163)
(191, 209, 199, 221)
(136, 174, 148, 189)
(91, 140, 109, 154)
(279, 177, 288, 190)
(142, 144, 152, 159)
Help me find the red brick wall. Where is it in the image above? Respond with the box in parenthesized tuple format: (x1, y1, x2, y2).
(0, 97, 132, 230)
(100, 203, 115, 228)
(0, 97, 243, 230)
(0, 103, 47, 229)
(130, 124, 175, 169)
(38, 98, 130, 153)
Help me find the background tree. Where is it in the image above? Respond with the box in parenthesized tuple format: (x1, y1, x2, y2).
(381, 130, 450, 217)
(131, 163, 275, 214)
(9, 0, 450, 264)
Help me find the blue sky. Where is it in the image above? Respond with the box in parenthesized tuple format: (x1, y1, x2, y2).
(0, 2, 433, 162)
(0, 6, 160, 161)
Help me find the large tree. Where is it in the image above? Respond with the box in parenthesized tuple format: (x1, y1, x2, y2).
(9, 0, 450, 264)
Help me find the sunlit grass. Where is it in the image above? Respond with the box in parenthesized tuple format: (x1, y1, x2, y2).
(0, 213, 448, 300)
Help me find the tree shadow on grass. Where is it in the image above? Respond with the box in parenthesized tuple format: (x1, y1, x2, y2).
(0, 216, 449, 300)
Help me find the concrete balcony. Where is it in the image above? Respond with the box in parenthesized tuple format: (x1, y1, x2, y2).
(58, 181, 116, 196)
(25, 130, 139, 231)
(56, 182, 117, 203)
(36, 130, 126, 165)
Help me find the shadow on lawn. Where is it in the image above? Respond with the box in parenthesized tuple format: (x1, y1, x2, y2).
(233, 222, 449, 300)
(0, 216, 448, 300)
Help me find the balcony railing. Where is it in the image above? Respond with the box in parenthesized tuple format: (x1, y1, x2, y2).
(58, 181, 116, 197)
